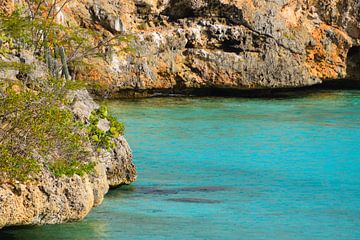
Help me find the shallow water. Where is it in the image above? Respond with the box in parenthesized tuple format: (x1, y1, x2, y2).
(1, 90, 360, 240)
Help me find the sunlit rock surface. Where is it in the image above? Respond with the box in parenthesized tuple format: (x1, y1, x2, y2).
(62, 0, 360, 95)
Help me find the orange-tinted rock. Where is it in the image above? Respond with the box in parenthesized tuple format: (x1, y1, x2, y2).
(6, 1, 359, 93)
(58, 0, 359, 96)
(0, 0, 15, 15)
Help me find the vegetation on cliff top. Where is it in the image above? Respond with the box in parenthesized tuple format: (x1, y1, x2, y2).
(0, 1, 127, 182)
(0, 78, 94, 181)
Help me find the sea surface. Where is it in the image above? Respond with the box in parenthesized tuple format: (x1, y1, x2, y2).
(1, 90, 360, 240)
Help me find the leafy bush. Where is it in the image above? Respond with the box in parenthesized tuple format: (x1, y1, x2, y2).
(0, 0, 130, 182)
(0, 79, 94, 182)
(108, 115, 125, 137)
(88, 106, 125, 151)
(0, 144, 41, 182)
(50, 160, 95, 178)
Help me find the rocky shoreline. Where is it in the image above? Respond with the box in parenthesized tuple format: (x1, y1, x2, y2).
(90, 79, 360, 99)
(0, 0, 359, 230)
(0, 89, 136, 229)
(68, 0, 360, 97)
(1, 0, 359, 95)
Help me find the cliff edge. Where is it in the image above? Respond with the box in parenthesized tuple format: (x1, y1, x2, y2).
(48, 0, 360, 95)
(0, 88, 136, 228)
(2, 1, 359, 96)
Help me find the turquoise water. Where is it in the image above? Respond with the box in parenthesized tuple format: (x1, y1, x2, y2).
(1, 90, 360, 240)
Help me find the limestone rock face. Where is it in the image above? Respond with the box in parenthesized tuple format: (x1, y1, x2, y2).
(0, 89, 137, 229)
(67, 89, 100, 121)
(0, 0, 15, 16)
(98, 136, 136, 187)
(66, 89, 137, 188)
(0, 170, 99, 227)
(67, 90, 137, 187)
(59, 0, 360, 95)
(1, 1, 359, 94)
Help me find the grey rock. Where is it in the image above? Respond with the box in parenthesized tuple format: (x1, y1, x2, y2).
(98, 136, 137, 187)
(72, 0, 360, 96)
(0, 89, 136, 229)
(0, 55, 19, 81)
(67, 89, 99, 121)
(97, 118, 111, 132)
(90, 3, 124, 33)
(19, 50, 49, 81)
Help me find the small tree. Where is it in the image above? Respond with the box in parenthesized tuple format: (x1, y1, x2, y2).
(0, 1, 130, 182)
(0, 0, 133, 80)
(0, 77, 95, 182)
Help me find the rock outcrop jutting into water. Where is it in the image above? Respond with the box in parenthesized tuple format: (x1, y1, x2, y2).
(0, 89, 136, 228)
(0, 0, 359, 229)
(51, 0, 360, 95)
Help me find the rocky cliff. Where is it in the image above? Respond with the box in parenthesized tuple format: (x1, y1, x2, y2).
(35, 0, 359, 96)
(0, 0, 358, 230)
(0, 88, 136, 228)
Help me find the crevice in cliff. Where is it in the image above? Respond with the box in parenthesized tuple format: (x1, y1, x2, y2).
(162, 0, 304, 56)
(220, 40, 244, 54)
(163, 0, 248, 27)
(346, 46, 360, 80)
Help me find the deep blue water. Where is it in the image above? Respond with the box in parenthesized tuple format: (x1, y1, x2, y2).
(1, 90, 360, 239)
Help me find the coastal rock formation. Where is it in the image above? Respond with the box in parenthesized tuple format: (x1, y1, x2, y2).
(67, 90, 137, 187)
(55, 0, 360, 95)
(2, 1, 359, 95)
(0, 89, 137, 228)
(0, 165, 106, 227)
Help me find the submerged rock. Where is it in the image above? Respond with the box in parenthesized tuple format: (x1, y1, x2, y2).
(143, 189, 180, 195)
(133, 185, 232, 195)
(167, 198, 222, 204)
(178, 186, 232, 192)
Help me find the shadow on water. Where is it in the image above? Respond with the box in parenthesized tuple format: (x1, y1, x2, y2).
(0, 231, 17, 240)
(101, 80, 360, 100)
(0, 225, 48, 240)
(0, 220, 110, 240)
(109, 185, 235, 196)
(189, 80, 360, 99)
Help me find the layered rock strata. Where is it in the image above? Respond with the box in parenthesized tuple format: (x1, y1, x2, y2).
(62, 0, 360, 95)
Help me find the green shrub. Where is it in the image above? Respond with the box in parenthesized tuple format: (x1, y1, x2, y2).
(88, 106, 125, 151)
(0, 145, 41, 182)
(0, 0, 131, 182)
(0, 80, 94, 182)
(108, 115, 125, 137)
(0, 61, 34, 74)
(49, 159, 95, 178)
(0, 2, 134, 79)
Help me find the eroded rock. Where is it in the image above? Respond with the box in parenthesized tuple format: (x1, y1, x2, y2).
(65, 0, 360, 95)
(0, 89, 137, 229)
